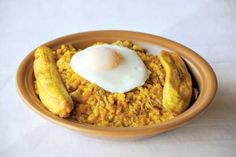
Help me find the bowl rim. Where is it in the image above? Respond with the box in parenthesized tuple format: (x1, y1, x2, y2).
(16, 30, 217, 138)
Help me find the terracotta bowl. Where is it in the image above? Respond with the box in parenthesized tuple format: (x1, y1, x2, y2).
(16, 30, 217, 139)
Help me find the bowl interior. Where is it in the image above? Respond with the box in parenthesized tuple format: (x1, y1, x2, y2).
(16, 30, 217, 138)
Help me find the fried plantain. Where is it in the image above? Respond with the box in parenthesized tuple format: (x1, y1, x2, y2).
(34, 46, 73, 117)
(159, 51, 192, 114)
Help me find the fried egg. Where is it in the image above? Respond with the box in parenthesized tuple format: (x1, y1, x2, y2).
(70, 44, 150, 93)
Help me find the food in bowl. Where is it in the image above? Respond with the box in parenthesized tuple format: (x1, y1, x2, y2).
(33, 40, 197, 127)
(34, 47, 74, 117)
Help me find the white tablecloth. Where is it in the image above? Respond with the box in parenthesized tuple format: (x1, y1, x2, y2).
(1, 0, 236, 156)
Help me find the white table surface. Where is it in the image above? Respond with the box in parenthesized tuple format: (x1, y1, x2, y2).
(1, 0, 236, 156)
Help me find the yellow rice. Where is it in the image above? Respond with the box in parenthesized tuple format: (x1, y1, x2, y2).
(53, 40, 176, 127)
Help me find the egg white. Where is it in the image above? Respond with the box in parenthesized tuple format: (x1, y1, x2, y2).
(70, 44, 150, 93)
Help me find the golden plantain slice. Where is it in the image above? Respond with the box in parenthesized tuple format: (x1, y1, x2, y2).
(159, 51, 192, 114)
(34, 46, 73, 117)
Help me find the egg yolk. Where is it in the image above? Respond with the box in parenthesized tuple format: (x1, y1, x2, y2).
(85, 47, 123, 71)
